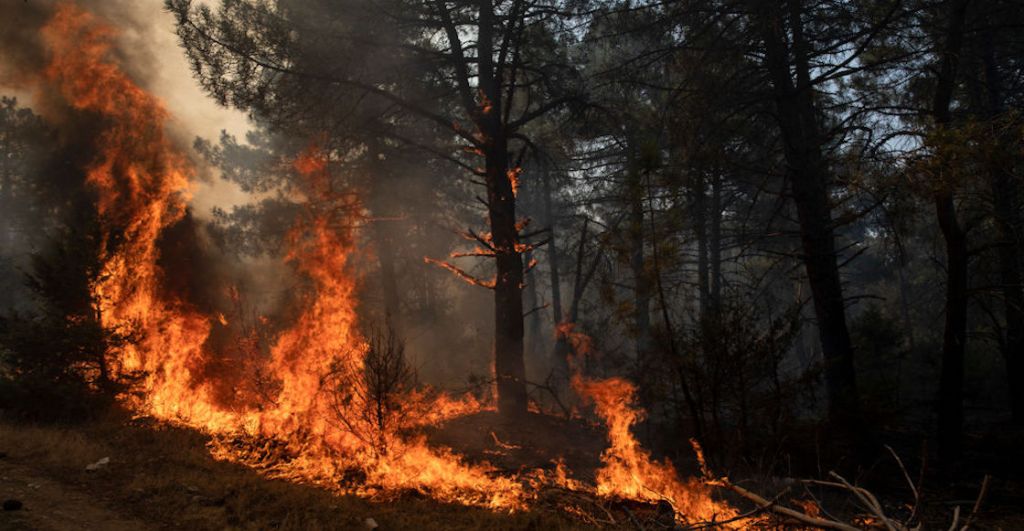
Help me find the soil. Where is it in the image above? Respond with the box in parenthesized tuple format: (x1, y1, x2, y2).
(3, 414, 1024, 530)
(425, 411, 607, 478)
(0, 418, 588, 531)
(1, 458, 151, 531)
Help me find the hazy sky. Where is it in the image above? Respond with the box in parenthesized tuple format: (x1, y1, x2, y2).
(122, 0, 254, 215)
(0, 0, 253, 215)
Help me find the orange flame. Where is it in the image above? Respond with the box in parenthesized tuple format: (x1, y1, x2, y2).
(43, 2, 219, 424)
(507, 166, 522, 197)
(558, 323, 741, 525)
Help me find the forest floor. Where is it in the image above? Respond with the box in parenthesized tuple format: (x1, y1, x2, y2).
(2, 414, 1024, 530)
(0, 417, 585, 530)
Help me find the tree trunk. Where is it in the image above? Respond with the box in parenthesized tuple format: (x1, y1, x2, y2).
(542, 166, 571, 371)
(993, 169, 1024, 423)
(366, 140, 402, 326)
(694, 171, 710, 317)
(935, 194, 968, 460)
(758, 0, 860, 427)
(932, 0, 970, 463)
(976, 20, 1024, 423)
(709, 172, 723, 315)
(627, 151, 652, 362)
(487, 136, 528, 416)
(375, 228, 401, 322)
(543, 170, 564, 325)
(523, 247, 545, 358)
(478, 0, 527, 416)
(647, 171, 705, 442)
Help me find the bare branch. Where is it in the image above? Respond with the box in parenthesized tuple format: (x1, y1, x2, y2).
(423, 256, 496, 289)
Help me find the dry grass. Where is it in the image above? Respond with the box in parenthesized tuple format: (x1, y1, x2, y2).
(0, 414, 589, 530)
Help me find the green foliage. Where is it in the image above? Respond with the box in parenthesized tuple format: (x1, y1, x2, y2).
(1, 96, 60, 312)
(648, 302, 807, 463)
(0, 209, 138, 422)
(850, 304, 905, 410)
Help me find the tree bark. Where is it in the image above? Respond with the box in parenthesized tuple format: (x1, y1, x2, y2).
(976, 18, 1024, 423)
(366, 139, 402, 326)
(627, 148, 652, 362)
(931, 0, 970, 463)
(487, 136, 528, 416)
(542, 165, 571, 371)
(758, 0, 860, 427)
(709, 172, 723, 315)
(694, 171, 710, 317)
(478, 0, 527, 416)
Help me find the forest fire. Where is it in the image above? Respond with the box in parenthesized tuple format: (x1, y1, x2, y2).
(11, 1, 738, 524)
(33, 2, 530, 512)
(8, 0, 1013, 529)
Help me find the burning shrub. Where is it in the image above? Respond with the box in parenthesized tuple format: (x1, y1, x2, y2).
(329, 321, 414, 457)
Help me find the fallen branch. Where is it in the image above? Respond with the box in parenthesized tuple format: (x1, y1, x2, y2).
(959, 474, 990, 531)
(827, 471, 900, 531)
(622, 505, 645, 531)
(885, 444, 921, 525)
(719, 480, 862, 531)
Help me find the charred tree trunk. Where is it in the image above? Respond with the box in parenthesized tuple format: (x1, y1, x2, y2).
(479, 0, 527, 416)
(932, 0, 970, 462)
(758, 0, 860, 428)
(486, 135, 528, 417)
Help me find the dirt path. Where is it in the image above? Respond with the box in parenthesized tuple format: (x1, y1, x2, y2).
(1, 459, 151, 531)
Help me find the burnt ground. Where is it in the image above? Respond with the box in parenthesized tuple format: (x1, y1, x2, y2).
(424, 411, 607, 480)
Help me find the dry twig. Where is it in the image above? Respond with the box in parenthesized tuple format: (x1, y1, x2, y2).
(959, 474, 990, 531)
(719, 480, 862, 531)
